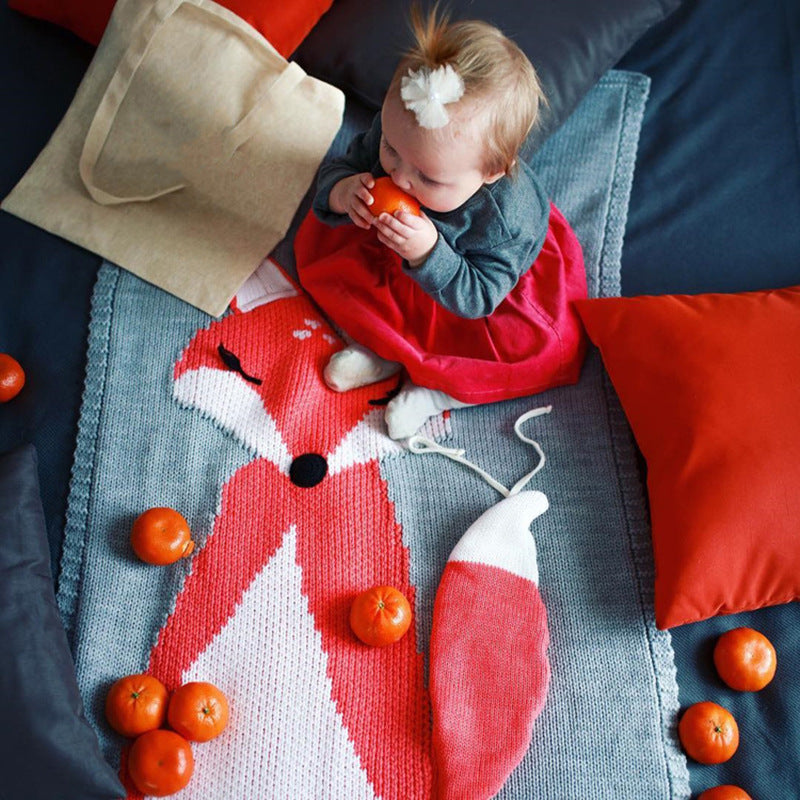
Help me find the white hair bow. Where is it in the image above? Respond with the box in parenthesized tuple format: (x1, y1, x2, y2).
(400, 64, 465, 129)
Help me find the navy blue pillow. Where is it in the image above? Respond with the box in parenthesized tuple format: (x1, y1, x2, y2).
(294, 0, 681, 150)
(0, 445, 124, 800)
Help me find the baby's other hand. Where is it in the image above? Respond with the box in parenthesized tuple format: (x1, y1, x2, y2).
(328, 173, 377, 230)
(373, 211, 438, 266)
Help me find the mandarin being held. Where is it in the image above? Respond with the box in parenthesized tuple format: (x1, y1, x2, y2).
(713, 626, 777, 691)
(131, 507, 195, 565)
(369, 176, 421, 218)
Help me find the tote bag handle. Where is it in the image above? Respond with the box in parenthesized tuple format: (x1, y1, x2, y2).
(79, 0, 305, 206)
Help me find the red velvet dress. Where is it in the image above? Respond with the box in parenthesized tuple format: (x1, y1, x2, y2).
(294, 202, 588, 404)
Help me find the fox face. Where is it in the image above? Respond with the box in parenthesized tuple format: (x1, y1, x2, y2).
(172, 259, 407, 482)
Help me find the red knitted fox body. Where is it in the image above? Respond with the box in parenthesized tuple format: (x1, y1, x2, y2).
(141, 260, 433, 798)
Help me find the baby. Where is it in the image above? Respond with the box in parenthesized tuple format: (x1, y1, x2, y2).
(295, 6, 588, 439)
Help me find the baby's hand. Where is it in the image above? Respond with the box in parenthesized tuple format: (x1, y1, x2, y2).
(373, 211, 438, 266)
(328, 173, 376, 230)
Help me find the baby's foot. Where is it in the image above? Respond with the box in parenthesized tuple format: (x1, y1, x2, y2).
(324, 344, 401, 392)
(385, 383, 472, 440)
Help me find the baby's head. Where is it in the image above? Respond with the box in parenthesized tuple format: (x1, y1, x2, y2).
(380, 6, 545, 212)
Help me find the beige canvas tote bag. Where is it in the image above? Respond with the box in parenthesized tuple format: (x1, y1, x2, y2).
(2, 0, 344, 316)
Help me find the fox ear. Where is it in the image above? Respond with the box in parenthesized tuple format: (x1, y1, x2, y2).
(234, 258, 299, 313)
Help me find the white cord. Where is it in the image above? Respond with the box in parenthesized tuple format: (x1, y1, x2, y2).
(407, 405, 552, 498)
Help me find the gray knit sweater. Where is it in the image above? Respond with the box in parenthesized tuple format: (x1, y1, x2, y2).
(312, 114, 550, 319)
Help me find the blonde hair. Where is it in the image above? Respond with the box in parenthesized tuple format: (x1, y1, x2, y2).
(390, 4, 546, 176)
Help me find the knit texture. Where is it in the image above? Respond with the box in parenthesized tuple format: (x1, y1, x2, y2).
(430, 492, 551, 800)
(57, 71, 690, 799)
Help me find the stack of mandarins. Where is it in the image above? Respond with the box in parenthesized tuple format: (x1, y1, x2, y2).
(106, 674, 229, 796)
(110, 507, 227, 795)
(679, 626, 777, 800)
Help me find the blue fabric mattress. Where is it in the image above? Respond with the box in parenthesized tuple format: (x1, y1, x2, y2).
(1, 1, 798, 797)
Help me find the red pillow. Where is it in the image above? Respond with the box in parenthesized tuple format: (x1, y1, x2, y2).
(575, 286, 800, 629)
(9, 0, 333, 57)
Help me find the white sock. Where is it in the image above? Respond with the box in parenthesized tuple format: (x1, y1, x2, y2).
(385, 382, 473, 440)
(323, 344, 401, 392)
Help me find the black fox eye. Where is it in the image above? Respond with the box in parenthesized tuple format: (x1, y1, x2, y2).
(217, 344, 262, 386)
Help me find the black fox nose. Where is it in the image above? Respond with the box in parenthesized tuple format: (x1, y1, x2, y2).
(289, 453, 328, 488)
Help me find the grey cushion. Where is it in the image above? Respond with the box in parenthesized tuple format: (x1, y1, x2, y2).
(0, 444, 124, 800)
(294, 0, 681, 151)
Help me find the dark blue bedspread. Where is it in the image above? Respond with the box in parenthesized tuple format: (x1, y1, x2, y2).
(1, 1, 798, 797)
(619, 0, 800, 296)
(619, 2, 800, 797)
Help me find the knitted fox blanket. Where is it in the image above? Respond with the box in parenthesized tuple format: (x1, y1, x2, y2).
(58, 72, 690, 799)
